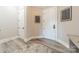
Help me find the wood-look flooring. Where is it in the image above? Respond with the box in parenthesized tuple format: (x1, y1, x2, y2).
(0, 38, 75, 53)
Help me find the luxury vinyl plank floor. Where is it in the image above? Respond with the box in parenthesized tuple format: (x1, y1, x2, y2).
(0, 38, 74, 53)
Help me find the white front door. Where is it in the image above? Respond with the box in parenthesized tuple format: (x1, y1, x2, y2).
(42, 7, 57, 40)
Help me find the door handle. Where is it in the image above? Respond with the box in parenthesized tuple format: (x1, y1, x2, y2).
(53, 24, 55, 29)
(22, 27, 24, 29)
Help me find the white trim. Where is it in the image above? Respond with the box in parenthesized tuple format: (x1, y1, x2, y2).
(0, 36, 43, 44)
(0, 36, 18, 44)
(18, 36, 27, 42)
(1, 35, 69, 48)
(56, 39, 69, 48)
(25, 36, 69, 48)
(25, 36, 44, 42)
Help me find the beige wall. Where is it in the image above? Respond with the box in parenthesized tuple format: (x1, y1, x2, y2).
(0, 7, 18, 39)
(57, 6, 79, 48)
(27, 7, 42, 38)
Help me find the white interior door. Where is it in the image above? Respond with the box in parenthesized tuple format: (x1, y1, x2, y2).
(18, 7, 25, 39)
(42, 7, 57, 40)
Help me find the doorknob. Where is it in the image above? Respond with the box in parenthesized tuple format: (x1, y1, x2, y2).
(22, 27, 24, 29)
(53, 24, 55, 29)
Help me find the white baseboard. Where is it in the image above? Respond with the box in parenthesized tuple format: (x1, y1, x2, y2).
(25, 36, 44, 42)
(17, 36, 26, 41)
(0, 36, 28, 44)
(0, 36, 18, 44)
(0, 35, 69, 48)
(26, 36, 69, 48)
(56, 39, 69, 48)
(0, 36, 43, 44)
